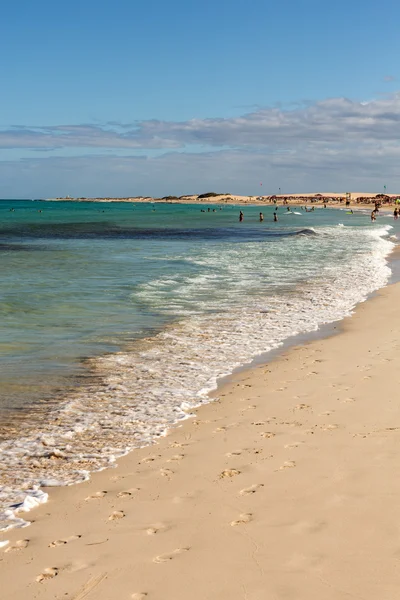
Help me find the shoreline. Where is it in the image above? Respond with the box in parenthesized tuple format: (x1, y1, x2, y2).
(1, 248, 400, 597)
(0, 224, 396, 525)
(40, 192, 400, 208)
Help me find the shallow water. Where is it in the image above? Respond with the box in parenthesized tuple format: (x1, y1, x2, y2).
(0, 200, 397, 530)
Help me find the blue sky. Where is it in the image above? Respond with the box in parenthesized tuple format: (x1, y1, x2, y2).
(1, 0, 400, 197)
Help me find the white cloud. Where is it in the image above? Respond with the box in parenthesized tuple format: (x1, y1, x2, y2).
(2, 92, 400, 151)
(2, 93, 400, 196)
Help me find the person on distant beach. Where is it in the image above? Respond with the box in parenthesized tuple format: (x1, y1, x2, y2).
(274, 212, 278, 222)
(259, 212, 264, 222)
(239, 210, 244, 222)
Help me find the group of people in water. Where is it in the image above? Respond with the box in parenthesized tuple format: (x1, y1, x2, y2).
(239, 205, 315, 222)
(236, 203, 400, 223)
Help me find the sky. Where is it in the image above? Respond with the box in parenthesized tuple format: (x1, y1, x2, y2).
(1, 0, 400, 198)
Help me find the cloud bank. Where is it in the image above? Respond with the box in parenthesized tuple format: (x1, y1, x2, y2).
(2, 93, 400, 196)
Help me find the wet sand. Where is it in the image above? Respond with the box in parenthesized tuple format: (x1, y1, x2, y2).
(2, 283, 400, 599)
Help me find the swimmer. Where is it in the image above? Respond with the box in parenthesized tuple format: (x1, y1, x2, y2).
(239, 210, 244, 222)
(273, 212, 278, 222)
(259, 212, 264, 222)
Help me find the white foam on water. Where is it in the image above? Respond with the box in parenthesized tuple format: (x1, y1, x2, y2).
(0, 223, 395, 533)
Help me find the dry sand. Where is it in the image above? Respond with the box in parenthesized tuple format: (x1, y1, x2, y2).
(2, 283, 400, 599)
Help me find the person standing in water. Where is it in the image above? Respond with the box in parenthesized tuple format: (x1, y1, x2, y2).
(274, 212, 278, 222)
(259, 212, 264, 222)
(239, 210, 244, 222)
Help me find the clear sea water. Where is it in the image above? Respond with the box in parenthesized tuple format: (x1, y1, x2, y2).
(0, 199, 397, 532)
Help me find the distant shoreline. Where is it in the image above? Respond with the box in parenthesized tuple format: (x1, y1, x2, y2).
(45, 192, 399, 207)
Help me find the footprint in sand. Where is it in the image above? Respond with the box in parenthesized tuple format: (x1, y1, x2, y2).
(284, 442, 304, 449)
(167, 454, 185, 462)
(160, 468, 174, 478)
(169, 441, 188, 449)
(225, 450, 242, 457)
(117, 488, 140, 498)
(319, 410, 334, 416)
(146, 522, 167, 535)
(85, 491, 107, 501)
(153, 547, 190, 563)
(213, 426, 227, 433)
(303, 427, 317, 435)
(280, 461, 296, 470)
(36, 567, 59, 583)
(219, 469, 241, 479)
(252, 421, 265, 426)
(261, 432, 276, 439)
(280, 420, 302, 428)
(140, 454, 161, 464)
(49, 535, 81, 548)
(108, 510, 125, 521)
(231, 513, 252, 526)
(239, 484, 264, 496)
(294, 404, 311, 411)
(5, 539, 29, 553)
(321, 424, 339, 431)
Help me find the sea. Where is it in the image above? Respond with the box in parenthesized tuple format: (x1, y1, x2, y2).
(0, 199, 397, 533)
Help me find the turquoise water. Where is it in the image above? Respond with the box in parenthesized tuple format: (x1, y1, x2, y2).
(0, 199, 397, 531)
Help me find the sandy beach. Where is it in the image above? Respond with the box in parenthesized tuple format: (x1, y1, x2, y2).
(2, 276, 400, 599)
(49, 192, 400, 207)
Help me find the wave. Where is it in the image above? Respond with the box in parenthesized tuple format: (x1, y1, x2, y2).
(0, 222, 318, 243)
